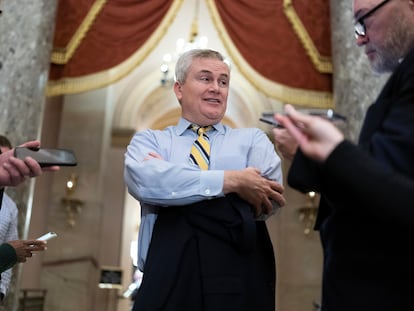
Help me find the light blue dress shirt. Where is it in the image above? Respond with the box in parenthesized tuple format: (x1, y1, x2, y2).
(125, 118, 282, 271)
(0, 193, 18, 295)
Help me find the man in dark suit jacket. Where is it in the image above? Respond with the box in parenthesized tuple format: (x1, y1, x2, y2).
(273, 0, 414, 310)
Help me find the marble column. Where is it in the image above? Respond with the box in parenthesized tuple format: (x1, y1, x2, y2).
(0, 1, 58, 310)
(329, 0, 388, 141)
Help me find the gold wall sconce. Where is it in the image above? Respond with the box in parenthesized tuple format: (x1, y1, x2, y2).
(61, 173, 84, 227)
(298, 191, 319, 235)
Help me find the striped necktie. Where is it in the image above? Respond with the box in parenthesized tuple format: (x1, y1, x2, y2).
(189, 125, 213, 170)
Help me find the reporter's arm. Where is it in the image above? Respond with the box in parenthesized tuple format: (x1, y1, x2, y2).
(0, 243, 17, 273)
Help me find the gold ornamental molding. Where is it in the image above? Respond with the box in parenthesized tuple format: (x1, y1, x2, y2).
(283, 0, 332, 74)
(47, 0, 184, 97)
(51, 0, 107, 65)
(206, 0, 333, 108)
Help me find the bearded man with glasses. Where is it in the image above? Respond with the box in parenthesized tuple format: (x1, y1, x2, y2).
(273, 0, 414, 310)
(354, 0, 414, 73)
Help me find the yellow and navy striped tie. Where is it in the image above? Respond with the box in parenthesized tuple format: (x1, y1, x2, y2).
(189, 125, 213, 170)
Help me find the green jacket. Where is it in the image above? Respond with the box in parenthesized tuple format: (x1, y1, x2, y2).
(0, 243, 17, 273)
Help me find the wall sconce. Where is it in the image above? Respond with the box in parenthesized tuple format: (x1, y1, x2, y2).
(61, 173, 84, 227)
(298, 191, 319, 236)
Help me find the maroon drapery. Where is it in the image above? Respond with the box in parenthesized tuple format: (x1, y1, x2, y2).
(213, 0, 332, 92)
(49, 0, 174, 80)
(49, 0, 332, 96)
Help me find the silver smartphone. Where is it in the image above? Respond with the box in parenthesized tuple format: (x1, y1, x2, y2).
(260, 109, 346, 127)
(294, 108, 347, 122)
(14, 147, 77, 167)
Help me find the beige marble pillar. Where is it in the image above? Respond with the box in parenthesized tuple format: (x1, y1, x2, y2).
(0, 0, 58, 310)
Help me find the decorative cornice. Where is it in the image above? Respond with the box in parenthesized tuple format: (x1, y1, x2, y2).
(283, 0, 332, 73)
(47, 0, 184, 97)
(206, 0, 333, 108)
(51, 0, 107, 65)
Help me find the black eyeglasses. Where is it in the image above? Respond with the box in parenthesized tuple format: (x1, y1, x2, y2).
(354, 0, 391, 39)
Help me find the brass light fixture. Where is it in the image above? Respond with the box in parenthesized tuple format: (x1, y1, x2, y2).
(298, 191, 319, 235)
(61, 173, 84, 227)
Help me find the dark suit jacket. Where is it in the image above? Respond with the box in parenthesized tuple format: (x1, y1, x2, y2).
(132, 194, 275, 311)
(288, 47, 414, 311)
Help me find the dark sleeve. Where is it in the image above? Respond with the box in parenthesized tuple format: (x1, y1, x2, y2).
(287, 149, 323, 193)
(322, 140, 414, 227)
(0, 243, 17, 273)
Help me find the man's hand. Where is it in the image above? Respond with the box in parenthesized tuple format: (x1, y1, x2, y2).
(223, 167, 285, 218)
(273, 127, 298, 161)
(274, 105, 344, 162)
(0, 140, 60, 187)
(18, 141, 60, 172)
(7, 240, 47, 263)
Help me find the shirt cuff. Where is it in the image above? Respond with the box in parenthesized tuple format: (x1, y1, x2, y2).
(199, 170, 224, 197)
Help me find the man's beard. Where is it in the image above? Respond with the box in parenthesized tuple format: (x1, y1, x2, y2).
(370, 16, 413, 74)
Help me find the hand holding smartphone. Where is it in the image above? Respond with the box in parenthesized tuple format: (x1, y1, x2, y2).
(28, 232, 57, 249)
(14, 147, 77, 167)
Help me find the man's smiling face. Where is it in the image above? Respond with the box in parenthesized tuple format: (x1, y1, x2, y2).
(174, 57, 230, 126)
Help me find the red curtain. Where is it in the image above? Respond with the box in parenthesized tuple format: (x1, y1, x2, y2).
(213, 0, 332, 92)
(50, 0, 174, 80)
(49, 0, 331, 96)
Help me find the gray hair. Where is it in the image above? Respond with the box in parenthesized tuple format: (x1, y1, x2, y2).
(175, 49, 230, 84)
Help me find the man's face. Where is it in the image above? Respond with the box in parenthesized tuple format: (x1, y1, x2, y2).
(354, 0, 414, 73)
(174, 57, 230, 126)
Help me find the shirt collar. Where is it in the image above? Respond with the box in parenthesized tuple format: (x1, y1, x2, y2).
(175, 117, 225, 135)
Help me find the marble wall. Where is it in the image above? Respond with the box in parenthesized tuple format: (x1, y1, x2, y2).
(0, 1, 58, 310)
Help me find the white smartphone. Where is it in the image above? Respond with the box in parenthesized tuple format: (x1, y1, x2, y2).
(37, 232, 58, 241)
